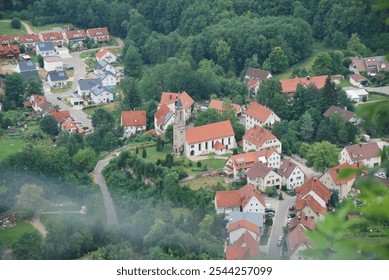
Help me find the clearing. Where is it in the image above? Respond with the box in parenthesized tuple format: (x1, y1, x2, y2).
(180, 176, 229, 191)
(0, 221, 38, 247)
(0, 21, 27, 36)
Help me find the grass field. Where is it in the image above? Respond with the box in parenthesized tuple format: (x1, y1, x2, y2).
(143, 146, 173, 163)
(199, 158, 227, 170)
(338, 79, 353, 88)
(366, 93, 389, 102)
(0, 221, 38, 247)
(0, 137, 27, 161)
(30, 23, 69, 33)
(82, 102, 119, 115)
(180, 176, 229, 190)
(0, 21, 27, 36)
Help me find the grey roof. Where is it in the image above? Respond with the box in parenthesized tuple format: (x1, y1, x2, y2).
(94, 59, 109, 70)
(21, 70, 40, 80)
(175, 98, 183, 109)
(18, 61, 37, 72)
(78, 78, 102, 91)
(97, 69, 116, 80)
(48, 71, 68, 82)
(90, 85, 112, 97)
(228, 211, 264, 228)
(37, 42, 55, 52)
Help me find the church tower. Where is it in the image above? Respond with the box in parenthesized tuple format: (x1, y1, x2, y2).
(173, 98, 186, 157)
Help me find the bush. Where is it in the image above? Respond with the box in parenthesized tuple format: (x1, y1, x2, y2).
(281, 185, 287, 192)
(142, 148, 147, 158)
(135, 146, 139, 154)
(265, 217, 273, 227)
(11, 17, 21, 29)
(278, 192, 284, 200)
(266, 186, 278, 198)
(176, 169, 189, 180)
(196, 161, 202, 167)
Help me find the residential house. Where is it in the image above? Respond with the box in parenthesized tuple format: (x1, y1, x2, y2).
(278, 160, 306, 190)
(224, 149, 280, 180)
(86, 27, 110, 43)
(245, 101, 280, 130)
(208, 99, 243, 116)
(225, 230, 260, 260)
(345, 88, 369, 102)
(94, 59, 115, 75)
(154, 104, 174, 135)
(323, 105, 360, 125)
(295, 177, 331, 222)
(0, 45, 20, 59)
(280, 75, 328, 97)
(39, 32, 64, 47)
(50, 109, 71, 124)
(17, 34, 40, 49)
(339, 142, 381, 168)
(47, 71, 68, 88)
(320, 162, 363, 201)
(62, 119, 84, 134)
(20, 70, 40, 80)
(97, 70, 116, 87)
(90, 85, 113, 103)
(242, 125, 282, 153)
(350, 56, 389, 75)
(63, 29, 86, 46)
(349, 73, 367, 87)
(36, 42, 56, 57)
(159, 91, 195, 121)
(286, 224, 314, 260)
(227, 219, 260, 245)
(0, 36, 16, 45)
(95, 47, 117, 63)
(77, 78, 103, 98)
(44, 56, 63, 72)
(29, 95, 53, 115)
(228, 211, 264, 234)
(246, 162, 282, 192)
(289, 212, 315, 232)
(16, 61, 37, 73)
(121, 110, 147, 138)
(244, 67, 272, 94)
(185, 120, 236, 157)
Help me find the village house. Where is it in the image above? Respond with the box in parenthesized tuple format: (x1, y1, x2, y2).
(94, 60, 116, 76)
(227, 219, 261, 245)
(95, 47, 117, 63)
(344, 88, 369, 102)
(289, 212, 315, 232)
(77, 78, 103, 98)
(16, 61, 37, 73)
(323, 105, 360, 125)
(286, 223, 314, 260)
(158, 91, 195, 121)
(36, 42, 56, 57)
(62, 119, 84, 134)
(40, 32, 64, 47)
(208, 99, 243, 116)
(121, 110, 147, 138)
(245, 101, 280, 130)
(0, 36, 16, 45)
(43, 56, 63, 72)
(154, 104, 174, 135)
(225, 230, 260, 260)
(63, 29, 86, 46)
(339, 142, 381, 168)
(29, 95, 53, 115)
(86, 27, 110, 43)
(246, 162, 282, 192)
(16, 34, 39, 49)
(0, 45, 20, 59)
(349, 56, 389, 75)
(278, 160, 306, 190)
(349, 73, 368, 88)
(215, 184, 266, 215)
(224, 149, 280, 181)
(228, 211, 264, 234)
(97, 70, 117, 87)
(244, 67, 272, 94)
(47, 71, 68, 88)
(320, 162, 363, 201)
(185, 120, 236, 157)
(50, 109, 71, 124)
(243, 125, 282, 153)
(280, 75, 328, 97)
(90, 85, 113, 104)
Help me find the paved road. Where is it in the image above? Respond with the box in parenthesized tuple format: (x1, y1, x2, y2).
(93, 151, 119, 226)
(365, 86, 389, 95)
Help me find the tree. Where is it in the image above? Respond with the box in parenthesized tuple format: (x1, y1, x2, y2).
(299, 111, 315, 142)
(10, 17, 21, 29)
(347, 33, 369, 57)
(16, 184, 47, 213)
(165, 154, 174, 168)
(312, 52, 333, 75)
(92, 242, 133, 260)
(164, 124, 174, 143)
(142, 148, 147, 158)
(91, 108, 114, 128)
(37, 55, 44, 68)
(73, 148, 98, 172)
(3, 73, 25, 110)
(39, 115, 59, 136)
(262, 46, 289, 73)
(306, 141, 339, 172)
(123, 43, 143, 78)
(12, 232, 43, 259)
(25, 77, 43, 98)
(195, 109, 223, 127)
(121, 77, 141, 110)
(256, 78, 282, 108)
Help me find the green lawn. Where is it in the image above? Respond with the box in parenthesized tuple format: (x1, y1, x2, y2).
(82, 102, 119, 115)
(0, 21, 27, 36)
(180, 176, 229, 190)
(0, 221, 38, 248)
(80, 50, 98, 59)
(200, 158, 227, 170)
(30, 23, 69, 33)
(338, 79, 353, 88)
(367, 93, 389, 102)
(143, 146, 173, 163)
(0, 137, 27, 161)
(51, 81, 73, 93)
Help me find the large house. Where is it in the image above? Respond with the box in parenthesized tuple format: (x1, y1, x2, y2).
(50, 109, 71, 124)
(29, 95, 53, 115)
(77, 78, 103, 98)
(320, 162, 363, 201)
(154, 104, 174, 135)
(323, 105, 360, 124)
(349, 73, 367, 87)
(43, 56, 63, 72)
(208, 99, 242, 116)
(16, 61, 37, 73)
(86, 27, 110, 43)
(94, 60, 115, 76)
(278, 160, 306, 190)
(280, 75, 328, 97)
(339, 142, 381, 168)
(17, 34, 40, 48)
(344, 88, 369, 102)
(90, 85, 113, 103)
(0, 36, 15, 45)
(215, 184, 266, 215)
(350, 56, 389, 75)
(286, 223, 314, 260)
(246, 162, 282, 192)
(243, 125, 282, 153)
(36, 42, 56, 57)
(63, 29, 86, 46)
(0, 45, 20, 59)
(121, 110, 147, 138)
(225, 230, 260, 260)
(227, 219, 261, 246)
(40, 32, 64, 47)
(245, 101, 280, 130)
(244, 67, 272, 94)
(47, 71, 68, 88)
(158, 91, 194, 121)
(62, 119, 84, 134)
(224, 149, 280, 180)
(97, 70, 116, 87)
(95, 48, 117, 63)
(185, 120, 236, 157)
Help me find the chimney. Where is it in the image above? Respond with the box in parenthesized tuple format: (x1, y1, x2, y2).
(357, 161, 360, 168)
(336, 168, 340, 173)
(307, 76, 310, 81)
(314, 178, 317, 182)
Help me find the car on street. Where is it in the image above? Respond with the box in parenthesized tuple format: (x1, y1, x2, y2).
(65, 66, 74, 70)
(56, 96, 62, 100)
(277, 236, 283, 247)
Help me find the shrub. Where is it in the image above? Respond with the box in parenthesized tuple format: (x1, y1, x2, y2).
(142, 148, 147, 158)
(196, 161, 202, 167)
(11, 17, 21, 29)
(278, 192, 284, 200)
(281, 185, 287, 192)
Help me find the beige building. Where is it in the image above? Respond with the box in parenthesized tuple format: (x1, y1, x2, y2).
(339, 142, 381, 168)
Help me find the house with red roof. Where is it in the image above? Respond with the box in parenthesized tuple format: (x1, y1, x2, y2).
(289, 212, 315, 231)
(17, 34, 40, 48)
(350, 56, 389, 75)
(228, 219, 261, 245)
(95, 47, 117, 63)
(208, 99, 242, 116)
(50, 109, 71, 124)
(225, 230, 260, 260)
(29, 95, 53, 114)
(286, 224, 314, 260)
(39, 32, 64, 47)
(339, 142, 381, 168)
(246, 162, 282, 192)
(86, 27, 110, 43)
(319, 162, 364, 200)
(0, 36, 16, 45)
(62, 119, 84, 134)
(185, 120, 236, 157)
(244, 67, 272, 94)
(243, 125, 282, 153)
(224, 148, 280, 180)
(280, 75, 328, 97)
(0, 45, 20, 59)
(121, 110, 147, 138)
(158, 91, 195, 121)
(278, 159, 306, 190)
(215, 184, 266, 215)
(63, 29, 86, 46)
(154, 104, 174, 135)
(245, 101, 280, 130)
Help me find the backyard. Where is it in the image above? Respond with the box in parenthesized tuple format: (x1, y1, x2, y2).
(180, 176, 229, 191)
(0, 21, 27, 36)
(0, 221, 38, 248)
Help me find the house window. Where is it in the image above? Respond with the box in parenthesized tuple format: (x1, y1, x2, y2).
(205, 142, 208, 149)
(222, 139, 224, 144)
(191, 145, 194, 148)
(198, 143, 201, 151)
(228, 137, 231, 144)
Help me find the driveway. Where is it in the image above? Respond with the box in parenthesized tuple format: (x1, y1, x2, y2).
(365, 86, 389, 96)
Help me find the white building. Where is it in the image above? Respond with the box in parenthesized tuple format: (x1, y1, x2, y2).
(246, 162, 282, 192)
(44, 56, 63, 72)
(35, 42, 56, 57)
(77, 78, 102, 98)
(339, 142, 381, 168)
(95, 47, 117, 63)
(245, 101, 280, 130)
(121, 110, 147, 138)
(90, 85, 113, 104)
(47, 71, 68, 88)
(345, 88, 369, 102)
(278, 160, 306, 190)
(97, 70, 116, 87)
(243, 125, 282, 153)
(227, 219, 260, 245)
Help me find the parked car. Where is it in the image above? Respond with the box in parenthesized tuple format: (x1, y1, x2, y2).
(56, 96, 62, 100)
(65, 66, 74, 70)
(277, 236, 283, 247)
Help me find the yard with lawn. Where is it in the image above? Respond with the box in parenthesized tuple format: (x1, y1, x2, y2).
(0, 137, 27, 162)
(0, 21, 27, 36)
(0, 221, 38, 248)
(82, 102, 119, 115)
(180, 176, 229, 191)
(51, 81, 73, 93)
(29, 22, 69, 33)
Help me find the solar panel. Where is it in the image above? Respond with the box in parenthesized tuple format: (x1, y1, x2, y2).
(58, 72, 64, 77)
(237, 158, 245, 163)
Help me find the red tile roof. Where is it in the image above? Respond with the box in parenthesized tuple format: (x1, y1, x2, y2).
(280, 75, 328, 94)
(44, 56, 62, 63)
(227, 219, 260, 237)
(186, 120, 234, 145)
(95, 47, 114, 59)
(327, 162, 364, 185)
(289, 212, 316, 231)
(286, 224, 313, 257)
(62, 119, 84, 134)
(0, 36, 16, 45)
(209, 99, 241, 114)
(215, 184, 265, 209)
(246, 162, 273, 179)
(234, 230, 260, 258)
(121, 110, 146, 127)
(41, 31, 63, 42)
(246, 101, 275, 123)
(278, 160, 305, 179)
(296, 195, 327, 215)
(246, 79, 259, 90)
(154, 104, 173, 126)
(31, 95, 47, 108)
(87, 27, 109, 37)
(159, 91, 194, 111)
(214, 141, 226, 150)
(225, 246, 248, 260)
(243, 125, 278, 148)
(240, 184, 266, 209)
(296, 177, 331, 204)
(17, 34, 39, 44)
(64, 29, 86, 39)
(50, 109, 71, 123)
(0, 45, 20, 55)
(344, 142, 381, 161)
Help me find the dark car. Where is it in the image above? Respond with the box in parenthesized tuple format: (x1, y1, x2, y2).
(65, 66, 74, 70)
(56, 96, 62, 100)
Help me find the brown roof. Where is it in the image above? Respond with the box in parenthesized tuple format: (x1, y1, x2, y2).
(323, 106, 355, 121)
(0, 45, 20, 55)
(280, 75, 328, 94)
(240, 184, 266, 209)
(227, 219, 260, 237)
(50, 109, 71, 123)
(44, 56, 62, 63)
(31, 95, 47, 108)
(87, 27, 109, 37)
(246, 101, 275, 123)
(349, 73, 367, 82)
(327, 162, 364, 185)
(229, 149, 279, 170)
(344, 142, 381, 161)
(296, 177, 331, 204)
(246, 79, 259, 90)
(215, 190, 240, 208)
(278, 160, 305, 179)
(246, 162, 274, 180)
(64, 29, 86, 40)
(243, 125, 278, 148)
(225, 230, 260, 260)
(245, 67, 271, 81)
(0, 36, 16, 45)
(154, 104, 173, 126)
(286, 224, 313, 257)
(186, 120, 234, 145)
(214, 141, 226, 150)
(289, 212, 316, 231)
(41, 32, 63, 41)
(121, 110, 146, 127)
(159, 91, 194, 111)
(17, 34, 39, 44)
(209, 99, 241, 114)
